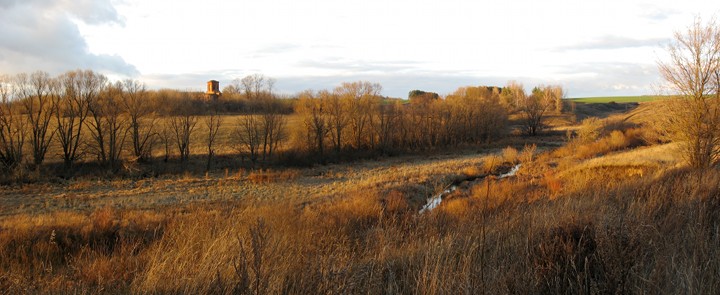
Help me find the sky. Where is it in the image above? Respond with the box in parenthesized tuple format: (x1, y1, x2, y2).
(0, 0, 717, 98)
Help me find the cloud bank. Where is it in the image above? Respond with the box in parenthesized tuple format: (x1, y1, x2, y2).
(0, 0, 138, 76)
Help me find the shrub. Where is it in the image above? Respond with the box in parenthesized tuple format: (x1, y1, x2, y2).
(502, 146, 519, 163)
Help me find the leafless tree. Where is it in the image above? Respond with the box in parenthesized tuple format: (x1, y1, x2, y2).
(86, 81, 128, 170)
(518, 85, 559, 136)
(336, 81, 382, 149)
(295, 90, 329, 156)
(204, 106, 222, 171)
(238, 74, 276, 101)
(259, 104, 286, 162)
(324, 90, 347, 152)
(122, 79, 157, 162)
(236, 114, 262, 166)
(658, 17, 720, 169)
(169, 96, 199, 162)
(0, 75, 25, 171)
(55, 70, 104, 168)
(17, 71, 56, 169)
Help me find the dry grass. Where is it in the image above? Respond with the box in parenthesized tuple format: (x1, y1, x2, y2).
(2, 101, 720, 293)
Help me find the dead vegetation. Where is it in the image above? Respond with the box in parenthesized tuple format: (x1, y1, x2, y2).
(2, 69, 719, 293)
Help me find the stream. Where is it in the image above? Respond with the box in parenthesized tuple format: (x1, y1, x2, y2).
(419, 164, 521, 213)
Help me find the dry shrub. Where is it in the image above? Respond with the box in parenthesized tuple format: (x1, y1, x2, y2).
(483, 155, 503, 173)
(90, 206, 116, 232)
(440, 196, 471, 218)
(533, 221, 599, 294)
(247, 169, 300, 184)
(607, 130, 628, 149)
(461, 165, 482, 177)
(519, 144, 537, 163)
(544, 171, 563, 196)
(502, 146, 519, 164)
(382, 190, 410, 215)
(576, 117, 603, 143)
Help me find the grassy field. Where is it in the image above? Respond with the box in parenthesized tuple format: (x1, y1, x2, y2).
(2, 102, 720, 294)
(569, 95, 662, 103)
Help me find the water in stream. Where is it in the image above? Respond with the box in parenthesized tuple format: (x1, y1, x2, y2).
(419, 164, 521, 214)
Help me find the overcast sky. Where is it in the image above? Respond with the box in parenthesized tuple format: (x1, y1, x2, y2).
(0, 0, 717, 98)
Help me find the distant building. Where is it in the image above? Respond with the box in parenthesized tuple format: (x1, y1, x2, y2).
(205, 80, 221, 101)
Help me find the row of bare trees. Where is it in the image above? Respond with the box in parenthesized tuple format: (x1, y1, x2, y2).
(503, 82, 565, 136)
(0, 70, 563, 177)
(0, 70, 214, 175)
(294, 82, 510, 157)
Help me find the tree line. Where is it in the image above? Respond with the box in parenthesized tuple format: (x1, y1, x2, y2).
(0, 70, 564, 179)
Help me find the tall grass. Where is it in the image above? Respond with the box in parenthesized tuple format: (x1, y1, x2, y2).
(1, 155, 719, 293)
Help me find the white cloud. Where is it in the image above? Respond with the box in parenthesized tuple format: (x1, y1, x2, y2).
(0, 0, 137, 76)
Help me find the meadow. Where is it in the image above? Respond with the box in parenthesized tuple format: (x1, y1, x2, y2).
(3, 98, 719, 294)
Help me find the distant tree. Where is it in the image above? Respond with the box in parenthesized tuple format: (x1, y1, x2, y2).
(295, 90, 329, 156)
(259, 101, 287, 162)
(236, 114, 262, 166)
(322, 90, 347, 152)
(239, 74, 276, 101)
(519, 87, 552, 136)
(55, 70, 104, 168)
(408, 90, 439, 102)
(658, 17, 720, 169)
(169, 93, 199, 162)
(336, 81, 382, 149)
(86, 81, 128, 170)
(17, 71, 56, 169)
(122, 79, 157, 162)
(204, 106, 222, 171)
(0, 75, 25, 172)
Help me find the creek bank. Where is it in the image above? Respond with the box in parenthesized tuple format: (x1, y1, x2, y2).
(419, 164, 521, 213)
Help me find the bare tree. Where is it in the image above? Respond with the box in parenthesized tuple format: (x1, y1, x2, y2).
(295, 90, 329, 156)
(335, 81, 382, 149)
(519, 86, 556, 136)
(0, 75, 25, 172)
(236, 114, 262, 166)
(87, 81, 128, 170)
(204, 106, 222, 171)
(55, 70, 104, 168)
(324, 90, 347, 152)
(658, 17, 720, 169)
(17, 72, 56, 169)
(158, 120, 173, 163)
(122, 79, 157, 162)
(169, 97, 199, 162)
(259, 105, 286, 162)
(238, 74, 276, 101)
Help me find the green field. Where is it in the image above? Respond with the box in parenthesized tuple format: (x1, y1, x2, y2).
(569, 95, 662, 103)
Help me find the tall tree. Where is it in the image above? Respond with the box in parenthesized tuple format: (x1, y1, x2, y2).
(55, 70, 104, 168)
(122, 79, 157, 162)
(17, 71, 56, 169)
(658, 17, 720, 169)
(0, 75, 25, 172)
(335, 81, 382, 149)
(204, 103, 222, 171)
(169, 93, 199, 162)
(87, 81, 127, 170)
(295, 90, 329, 156)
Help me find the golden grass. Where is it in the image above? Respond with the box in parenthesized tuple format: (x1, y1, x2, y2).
(3, 105, 720, 294)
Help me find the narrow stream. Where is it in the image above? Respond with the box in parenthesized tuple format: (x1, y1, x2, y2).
(419, 164, 521, 214)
